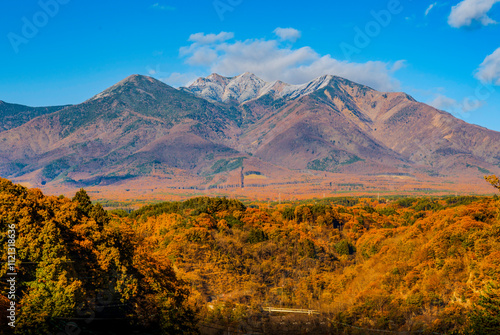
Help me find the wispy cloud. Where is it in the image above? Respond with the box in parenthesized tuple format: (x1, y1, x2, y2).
(161, 72, 199, 87)
(274, 27, 302, 42)
(475, 47, 500, 85)
(176, 30, 404, 91)
(448, 0, 500, 28)
(150, 3, 175, 11)
(428, 93, 482, 115)
(425, 2, 438, 16)
(429, 94, 459, 110)
(146, 63, 199, 87)
(187, 32, 234, 44)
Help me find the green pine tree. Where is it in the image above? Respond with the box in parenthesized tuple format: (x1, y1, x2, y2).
(468, 283, 500, 334)
(72, 188, 93, 215)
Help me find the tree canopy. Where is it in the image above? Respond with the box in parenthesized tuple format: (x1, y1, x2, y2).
(0, 178, 196, 334)
(2, 177, 500, 334)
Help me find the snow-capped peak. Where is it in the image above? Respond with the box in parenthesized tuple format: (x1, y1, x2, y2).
(222, 72, 267, 102)
(281, 75, 334, 100)
(184, 73, 341, 103)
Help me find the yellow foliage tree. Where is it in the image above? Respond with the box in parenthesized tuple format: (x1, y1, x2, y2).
(485, 175, 500, 191)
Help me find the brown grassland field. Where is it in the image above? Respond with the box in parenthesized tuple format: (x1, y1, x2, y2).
(36, 168, 498, 211)
(1, 176, 500, 334)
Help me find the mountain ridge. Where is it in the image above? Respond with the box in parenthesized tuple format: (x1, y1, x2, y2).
(0, 100, 70, 132)
(0, 73, 498, 195)
(183, 72, 380, 104)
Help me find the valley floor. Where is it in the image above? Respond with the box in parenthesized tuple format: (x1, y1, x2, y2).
(27, 171, 497, 211)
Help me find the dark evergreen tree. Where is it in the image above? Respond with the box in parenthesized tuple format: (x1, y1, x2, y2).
(90, 202, 110, 227)
(72, 188, 93, 215)
(468, 284, 500, 334)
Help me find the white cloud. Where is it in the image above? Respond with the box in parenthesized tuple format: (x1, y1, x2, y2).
(391, 60, 407, 72)
(448, 0, 500, 28)
(163, 72, 198, 86)
(188, 32, 234, 44)
(183, 46, 219, 66)
(425, 2, 438, 15)
(428, 93, 483, 115)
(178, 31, 404, 91)
(274, 27, 302, 42)
(150, 3, 175, 11)
(144, 63, 199, 87)
(475, 47, 500, 85)
(429, 94, 458, 110)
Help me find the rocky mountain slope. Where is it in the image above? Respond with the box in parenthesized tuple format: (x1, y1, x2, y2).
(0, 73, 499, 190)
(186, 73, 500, 176)
(0, 75, 242, 185)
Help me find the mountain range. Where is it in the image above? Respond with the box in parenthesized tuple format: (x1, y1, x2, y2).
(1, 73, 499, 196)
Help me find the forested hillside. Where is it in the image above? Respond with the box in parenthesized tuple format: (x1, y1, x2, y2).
(127, 192, 500, 334)
(1, 177, 500, 334)
(0, 178, 196, 335)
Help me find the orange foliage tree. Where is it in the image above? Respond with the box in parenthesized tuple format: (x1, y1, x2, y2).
(0, 178, 196, 335)
(485, 175, 500, 191)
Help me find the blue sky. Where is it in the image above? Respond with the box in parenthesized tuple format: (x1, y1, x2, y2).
(1, 0, 499, 130)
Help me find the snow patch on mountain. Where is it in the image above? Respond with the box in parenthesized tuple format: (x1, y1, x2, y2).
(184, 73, 342, 103)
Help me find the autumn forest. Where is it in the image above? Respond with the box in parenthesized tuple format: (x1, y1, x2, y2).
(1, 176, 500, 334)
